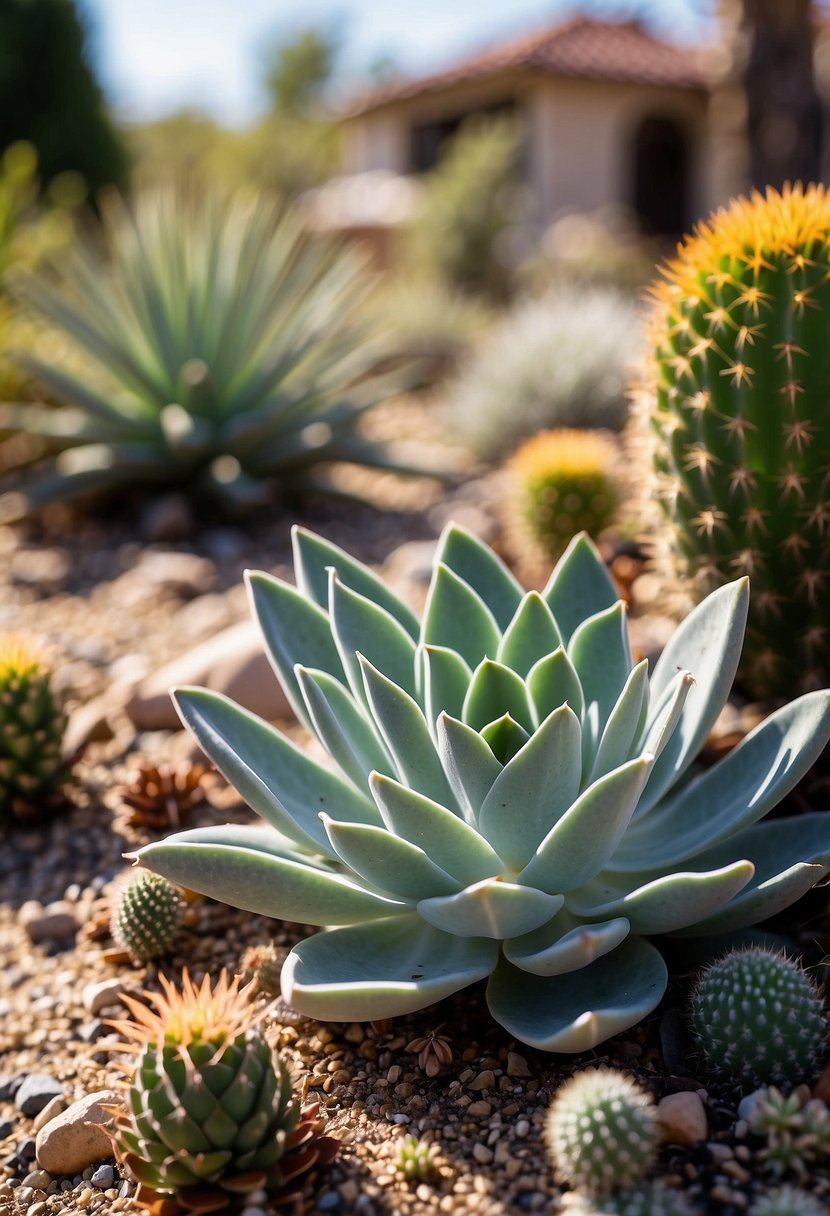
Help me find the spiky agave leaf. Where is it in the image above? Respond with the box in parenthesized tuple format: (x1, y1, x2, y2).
(0, 188, 425, 519)
(134, 525, 830, 1052)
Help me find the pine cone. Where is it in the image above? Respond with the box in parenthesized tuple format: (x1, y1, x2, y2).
(118, 760, 213, 830)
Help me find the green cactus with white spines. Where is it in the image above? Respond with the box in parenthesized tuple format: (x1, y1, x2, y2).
(111, 871, 184, 963)
(563, 1183, 699, 1216)
(749, 1185, 830, 1216)
(132, 523, 830, 1053)
(689, 947, 827, 1089)
(634, 182, 830, 699)
(0, 636, 68, 825)
(546, 1067, 657, 1195)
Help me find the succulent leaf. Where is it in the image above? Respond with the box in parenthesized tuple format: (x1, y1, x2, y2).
(136, 524, 830, 1052)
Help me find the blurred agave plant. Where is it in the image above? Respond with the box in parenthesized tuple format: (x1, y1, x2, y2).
(135, 525, 830, 1053)
(0, 188, 420, 517)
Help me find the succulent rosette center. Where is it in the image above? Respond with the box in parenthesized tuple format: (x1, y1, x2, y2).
(134, 525, 830, 1052)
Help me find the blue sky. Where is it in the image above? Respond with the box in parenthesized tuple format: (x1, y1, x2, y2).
(80, 0, 713, 127)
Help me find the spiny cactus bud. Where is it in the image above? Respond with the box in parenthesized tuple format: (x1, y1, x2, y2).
(563, 1181, 698, 1215)
(109, 970, 338, 1210)
(689, 948, 827, 1090)
(0, 635, 68, 825)
(545, 1067, 658, 1196)
(632, 182, 830, 699)
(110, 871, 184, 962)
(238, 942, 288, 998)
(504, 427, 620, 563)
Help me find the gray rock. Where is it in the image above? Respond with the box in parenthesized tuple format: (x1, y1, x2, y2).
(124, 620, 291, 730)
(90, 1163, 114, 1188)
(16, 1075, 64, 1117)
(82, 979, 128, 1016)
(19, 902, 77, 945)
(0, 1073, 24, 1101)
(35, 1090, 121, 1176)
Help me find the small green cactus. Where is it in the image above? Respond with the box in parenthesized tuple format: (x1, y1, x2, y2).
(749, 1184, 830, 1216)
(0, 636, 69, 825)
(110, 871, 184, 963)
(689, 948, 827, 1089)
(747, 1086, 830, 1179)
(238, 942, 288, 998)
(563, 1182, 699, 1215)
(633, 182, 830, 699)
(545, 1067, 658, 1196)
(504, 427, 620, 562)
(111, 970, 338, 1209)
(392, 1133, 441, 1183)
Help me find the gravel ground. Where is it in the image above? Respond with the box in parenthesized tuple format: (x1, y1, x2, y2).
(2, 402, 830, 1216)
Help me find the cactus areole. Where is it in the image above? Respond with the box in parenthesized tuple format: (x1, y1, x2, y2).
(134, 524, 830, 1052)
(636, 182, 830, 698)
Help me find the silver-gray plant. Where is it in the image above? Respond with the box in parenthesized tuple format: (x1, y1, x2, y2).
(134, 525, 830, 1052)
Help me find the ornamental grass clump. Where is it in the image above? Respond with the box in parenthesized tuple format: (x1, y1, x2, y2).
(134, 524, 830, 1052)
(109, 970, 337, 1213)
(0, 186, 418, 520)
(632, 182, 830, 699)
(689, 948, 827, 1089)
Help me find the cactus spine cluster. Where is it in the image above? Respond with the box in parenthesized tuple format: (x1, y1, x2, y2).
(563, 1182, 698, 1216)
(633, 183, 830, 698)
(110, 871, 185, 963)
(110, 970, 337, 1211)
(689, 948, 827, 1089)
(504, 427, 620, 562)
(0, 635, 68, 825)
(545, 1067, 658, 1196)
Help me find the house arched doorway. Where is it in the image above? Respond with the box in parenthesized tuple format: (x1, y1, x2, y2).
(632, 115, 689, 235)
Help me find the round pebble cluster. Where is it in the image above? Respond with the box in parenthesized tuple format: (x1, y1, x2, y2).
(689, 948, 828, 1089)
(545, 1067, 658, 1196)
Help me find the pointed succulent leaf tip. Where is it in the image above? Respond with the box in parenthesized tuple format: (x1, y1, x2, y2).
(636, 577, 750, 813)
(327, 568, 418, 702)
(433, 522, 523, 629)
(497, 591, 562, 678)
(462, 658, 534, 734)
(542, 531, 618, 644)
(171, 686, 380, 856)
(421, 562, 501, 671)
(150, 522, 830, 1053)
(291, 525, 420, 638)
(244, 569, 344, 728)
(294, 665, 393, 792)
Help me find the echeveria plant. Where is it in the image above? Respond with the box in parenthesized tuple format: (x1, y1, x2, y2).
(134, 526, 830, 1052)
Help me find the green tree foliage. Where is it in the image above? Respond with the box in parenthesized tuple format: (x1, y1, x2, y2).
(263, 24, 341, 116)
(0, 0, 127, 194)
(405, 118, 525, 301)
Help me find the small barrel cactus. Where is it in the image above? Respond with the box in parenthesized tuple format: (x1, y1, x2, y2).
(504, 427, 620, 562)
(632, 182, 830, 699)
(110, 970, 338, 1211)
(545, 1067, 658, 1196)
(238, 942, 288, 998)
(689, 947, 827, 1089)
(0, 635, 68, 825)
(749, 1185, 830, 1216)
(563, 1182, 698, 1215)
(110, 872, 184, 963)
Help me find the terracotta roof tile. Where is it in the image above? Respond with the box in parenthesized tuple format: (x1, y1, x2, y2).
(347, 17, 705, 115)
